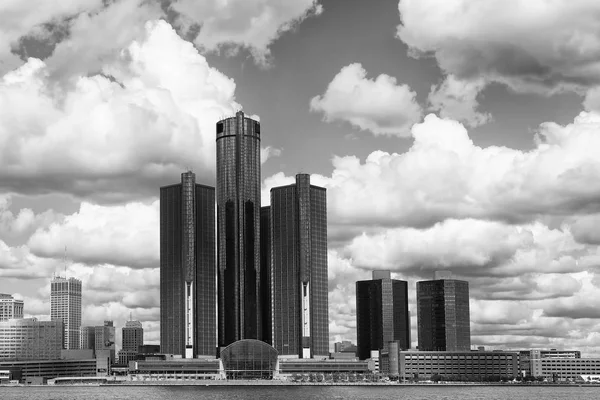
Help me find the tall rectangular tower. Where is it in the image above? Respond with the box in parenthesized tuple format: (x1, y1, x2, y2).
(356, 270, 410, 360)
(50, 276, 82, 350)
(160, 171, 216, 357)
(216, 111, 262, 347)
(270, 174, 329, 358)
(260, 206, 272, 345)
(417, 273, 471, 351)
(122, 320, 144, 352)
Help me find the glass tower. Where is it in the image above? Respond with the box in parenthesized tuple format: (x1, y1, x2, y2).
(417, 276, 471, 351)
(270, 174, 329, 358)
(160, 171, 216, 357)
(216, 111, 262, 347)
(50, 276, 81, 350)
(356, 270, 410, 360)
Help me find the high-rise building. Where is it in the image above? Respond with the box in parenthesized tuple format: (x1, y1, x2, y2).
(216, 111, 262, 347)
(260, 206, 272, 345)
(160, 171, 216, 357)
(417, 272, 471, 351)
(50, 276, 82, 350)
(0, 294, 24, 321)
(122, 320, 143, 352)
(95, 321, 116, 364)
(80, 326, 95, 351)
(356, 270, 410, 360)
(0, 318, 63, 360)
(270, 174, 329, 358)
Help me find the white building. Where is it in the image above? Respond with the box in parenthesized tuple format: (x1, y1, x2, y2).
(0, 294, 23, 321)
(50, 276, 82, 350)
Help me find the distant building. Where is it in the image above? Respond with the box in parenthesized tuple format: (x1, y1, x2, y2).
(270, 174, 329, 358)
(216, 112, 263, 346)
(80, 326, 95, 351)
(0, 294, 24, 321)
(0, 358, 99, 380)
(160, 171, 216, 357)
(530, 358, 600, 381)
(387, 351, 519, 381)
(122, 320, 143, 352)
(356, 270, 410, 360)
(0, 318, 63, 361)
(50, 276, 82, 350)
(518, 349, 581, 377)
(334, 341, 357, 354)
(94, 321, 115, 364)
(417, 272, 470, 351)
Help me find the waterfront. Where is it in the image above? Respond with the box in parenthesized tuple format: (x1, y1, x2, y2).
(1, 385, 599, 400)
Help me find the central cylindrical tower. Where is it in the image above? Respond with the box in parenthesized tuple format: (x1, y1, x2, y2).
(216, 111, 262, 347)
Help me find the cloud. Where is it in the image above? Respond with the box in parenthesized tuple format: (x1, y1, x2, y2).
(170, 0, 323, 66)
(28, 201, 159, 269)
(0, 0, 101, 75)
(397, 0, 600, 95)
(263, 112, 600, 228)
(0, 20, 239, 202)
(0, 240, 60, 279)
(428, 75, 491, 127)
(0, 195, 63, 241)
(260, 146, 282, 165)
(310, 63, 422, 137)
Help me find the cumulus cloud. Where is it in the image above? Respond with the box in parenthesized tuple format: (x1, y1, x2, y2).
(0, 195, 63, 241)
(397, 0, 600, 95)
(0, 0, 101, 75)
(264, 112, 600, 228)
(428, 75, 491, 127)
(310, 63, 422, 137)
(0, 240, 60, 279)
(28, 201, 158, 269)
(170, 0, 323, 65)
(0, 20, 239, 202)
(260, 146, 282, 165)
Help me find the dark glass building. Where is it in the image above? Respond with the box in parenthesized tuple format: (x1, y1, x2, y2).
(160, 171, 216, 357)
(260, 206, 272, 345)
(356, 270, 410, 360)
(270, 174, 329, 358)
(216, 111, 262, 347)
(417, 273, 471, 351)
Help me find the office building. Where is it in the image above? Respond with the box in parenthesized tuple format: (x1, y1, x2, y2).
(270, 174, 329, 358)
(122, 320, 143, 352)
(417, 272, 470, 351)
(0, 294, 23, 321)
(50, 276, 82, 350)
(356, 270, 410, 360)
(216, 111, 262, 347)
(334, 341, 357, 354)
(95, 321, 115, 364)
(260, 206, 272, 345)
(160, 171, 216, 357)
(530, 357, 600, 381)
(80, 326, 95, 351)
(0, 318, 63, 360)
(518, 349, 581, 377)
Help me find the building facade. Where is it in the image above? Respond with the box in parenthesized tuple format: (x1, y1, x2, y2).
(356, 270, 410, 360)
(216, 111, 262, 347)
(260, 206, 272, 345)
(0, 318, 63, 361)
(50, 276, 82, 350)
(530, 357, 600, 381)
(270, 174, 329, 358)
(80, 326, 95, 352)
(160, 171, 216, 357)
(94, 321, 115, 364)
(122, 320, 143, 352)
(417, 274, 470, 351)
(0, 294, 24, 322)
(395, 351, 519, 381)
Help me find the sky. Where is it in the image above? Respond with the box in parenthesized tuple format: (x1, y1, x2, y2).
(2, 0, 600, 355)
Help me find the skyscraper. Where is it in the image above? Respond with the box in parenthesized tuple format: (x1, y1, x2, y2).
(95, 320, 116, 364)
(50, 276, 82, 350)
(0, 294, 24, 321)
(0, 318, 63, 360)
(122, 319, 144, 352)
(356, 270, 410, 360)
(270, 174, 329, 358)
(260, 206, 272, 345)
(216, 111, 262, 347)
(417, 272, 471, 351)
(160, 171, 216, 357)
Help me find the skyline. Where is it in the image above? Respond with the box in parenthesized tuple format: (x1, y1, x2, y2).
(2, 0, 600, 355)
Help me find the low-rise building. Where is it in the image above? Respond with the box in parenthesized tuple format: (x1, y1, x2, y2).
(0, 318, 63, 361)
(531, 357, 600, 381)
(517, 349, 581, 376)
(0, 359, 99, 380)
(0, 294, 24, 321)
(390, 351, 519, 381)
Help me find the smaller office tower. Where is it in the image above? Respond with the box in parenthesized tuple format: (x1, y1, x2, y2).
(0, 294, 24, 321)
(417, 271, 471, 351)
(160, 171, 216, 357)
(0, 318, 63, 360)
(356, 270, 410, 360)
(270, 174, 329, 358)
(95, 321, 116, 364)
(122, 319, 144, 352)
(80, 326, 96, 351)
(50, 276, 82, 350)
